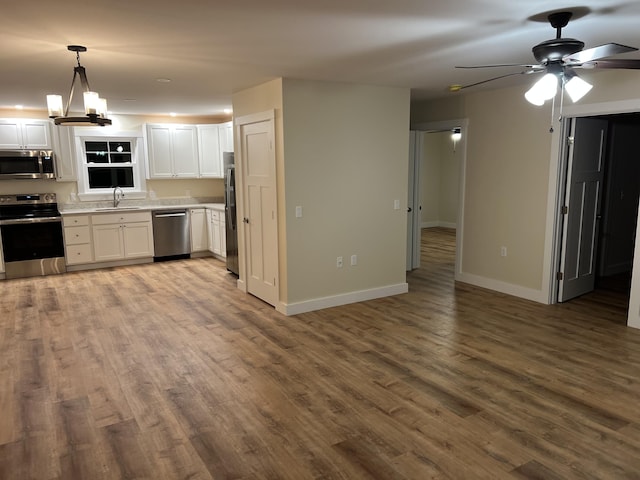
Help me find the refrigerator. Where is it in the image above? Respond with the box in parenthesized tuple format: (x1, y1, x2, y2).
(223, 152, 239, 275)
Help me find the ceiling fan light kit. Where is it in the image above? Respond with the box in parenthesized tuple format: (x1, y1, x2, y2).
(47, 45, 112, 127)
(454, 10, 640, 108)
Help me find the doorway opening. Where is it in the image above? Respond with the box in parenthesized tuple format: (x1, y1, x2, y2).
(554, 112, 640, 322)
(408, 120, 467, 281)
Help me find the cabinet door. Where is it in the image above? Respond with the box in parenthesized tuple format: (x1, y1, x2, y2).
(219, 121, 234, 153)
(93, 224, 125, 261)
(197, 125, 222, 178)
(172, 126, 199, 178)
(190, 209, 207, 252)
(146, 125, 173, 178)
(53, 126, 77, 181)
(0, 121, 23, 149)
(123, 222, 154, 258)
(211, 210, 222, 255)
(206, 209, 215, 252)
(21, 121, 52, 149)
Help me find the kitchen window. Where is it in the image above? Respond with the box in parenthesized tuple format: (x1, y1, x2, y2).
(75, 132, 147, 200)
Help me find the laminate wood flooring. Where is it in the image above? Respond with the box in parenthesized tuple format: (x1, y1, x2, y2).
(1, 227, 640, 479)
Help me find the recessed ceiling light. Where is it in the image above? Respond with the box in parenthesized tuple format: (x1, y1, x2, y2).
(169, 112, 177, 117)
(156, 78, 171, 83)
(15, 105, 23, 110)
(223, 108, 233, 114)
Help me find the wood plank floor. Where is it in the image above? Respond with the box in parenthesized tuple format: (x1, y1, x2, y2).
(1, 227, 640, 479)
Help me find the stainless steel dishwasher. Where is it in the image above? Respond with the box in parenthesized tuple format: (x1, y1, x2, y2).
(152, 209, 190, 260)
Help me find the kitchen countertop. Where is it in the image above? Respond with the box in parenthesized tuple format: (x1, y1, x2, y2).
(61, 202, 224, 215)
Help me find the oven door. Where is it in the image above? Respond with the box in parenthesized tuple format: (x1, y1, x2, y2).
(0, 218, 66, 278)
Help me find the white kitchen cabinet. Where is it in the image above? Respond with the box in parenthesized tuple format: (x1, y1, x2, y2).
(197, 125, 222, 178)
(63, 215, 93, 265)
(92, 211, 154, 262)
(218, 121, 234, 154)
(0, 119, 52, 150)
(190, 208, 208, 252)
(207, 207, 226, 258)
(52, 125, 77, 181)
(145, 124, 199, 179)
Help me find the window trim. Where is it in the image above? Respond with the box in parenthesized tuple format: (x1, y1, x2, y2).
(74, 128, 147, 201)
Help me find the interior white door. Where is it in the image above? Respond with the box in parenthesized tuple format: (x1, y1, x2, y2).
(558, 117, 608, 302)
(241, 118, 278, 306)
(407, 131, 422, 271)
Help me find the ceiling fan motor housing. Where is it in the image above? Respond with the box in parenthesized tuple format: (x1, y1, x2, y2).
(532, 38, 585, 64)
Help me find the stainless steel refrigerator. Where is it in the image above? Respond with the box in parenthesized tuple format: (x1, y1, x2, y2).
(223, 152, 239, 275)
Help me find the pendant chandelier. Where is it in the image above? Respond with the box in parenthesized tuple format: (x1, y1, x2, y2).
(47, 45, 112, 127)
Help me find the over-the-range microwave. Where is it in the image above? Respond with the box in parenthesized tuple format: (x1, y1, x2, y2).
(0, 150, 56, 180)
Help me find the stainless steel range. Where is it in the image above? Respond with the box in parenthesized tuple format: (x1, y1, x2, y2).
(0, 193, 66, 279)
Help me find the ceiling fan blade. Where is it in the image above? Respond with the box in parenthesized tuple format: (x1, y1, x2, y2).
(456, 63, 540, 69)
(578, 59, 640, 70)
(564, 43, 638, 64)
(452, 69, 542, 91)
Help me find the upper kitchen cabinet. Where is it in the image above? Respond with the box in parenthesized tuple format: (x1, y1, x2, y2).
(197, 125, 222, 178)
(52, 126, 77, 182)
(197, 121, 234, 178)
(218, 121, 234, 154)
(145, 124, 199, 179)
(0, 119, 52, 150)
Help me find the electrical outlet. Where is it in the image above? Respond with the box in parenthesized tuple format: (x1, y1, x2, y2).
(351, 254, 357, 266)
(500, 246, 507, 257)
(394, 199, 400, 210)
(336, 256, 343, 268)
(295, 206, 302, 218)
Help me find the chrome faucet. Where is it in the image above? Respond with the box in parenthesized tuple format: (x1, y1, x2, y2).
(113, 186, 124, 207)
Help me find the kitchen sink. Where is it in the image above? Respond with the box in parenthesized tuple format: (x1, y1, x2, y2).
(94, 206, 142, 211)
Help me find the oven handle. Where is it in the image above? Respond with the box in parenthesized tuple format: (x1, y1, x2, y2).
(0, 216, 62, 226)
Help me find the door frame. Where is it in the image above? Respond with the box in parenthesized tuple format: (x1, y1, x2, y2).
(411, 118, 468, 282)
(233, 109, 279, 306)
(545, 98, 640, 327)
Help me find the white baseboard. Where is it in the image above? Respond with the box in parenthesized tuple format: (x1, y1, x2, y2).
(456, 272, 549, 304)
(281, 283, 409, 316)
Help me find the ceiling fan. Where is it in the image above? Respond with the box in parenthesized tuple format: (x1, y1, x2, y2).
(451, 11, 640, 105)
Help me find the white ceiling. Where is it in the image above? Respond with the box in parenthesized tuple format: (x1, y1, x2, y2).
(2, 1, 640, 117)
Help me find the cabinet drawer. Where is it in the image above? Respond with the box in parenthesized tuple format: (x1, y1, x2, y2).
(63, 215, 90, 227)
(65, 226, 91, 245)
(66, 244, 93, 265)
(92, 211, 151, 225)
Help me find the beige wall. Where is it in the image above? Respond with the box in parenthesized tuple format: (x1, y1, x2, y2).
(421, 131, 460, 227)
(412, 69, 640, 308)
(0, 110, 226, 203)
(231, 79, 288, 300)
(232, 78, 410, 309)
(281, 79, 410, 304)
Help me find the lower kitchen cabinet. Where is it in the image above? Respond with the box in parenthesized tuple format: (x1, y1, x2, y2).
(63, 215, 93, 265)
(92, 211, 154, 262)
(207, 207, 226, 258)
(190, 208, 208, 252)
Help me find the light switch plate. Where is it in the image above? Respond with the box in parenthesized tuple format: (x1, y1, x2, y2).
(295, 206, 302, 218)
